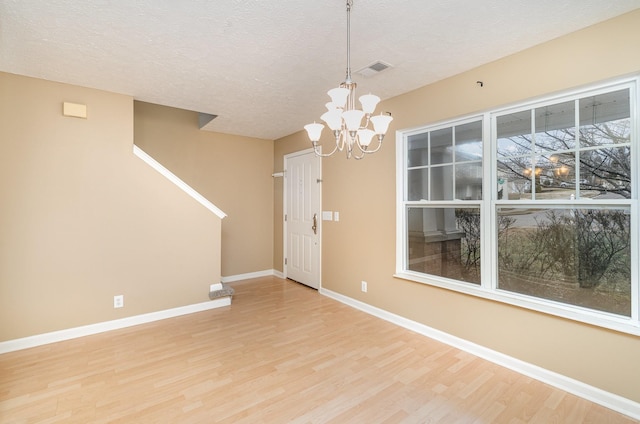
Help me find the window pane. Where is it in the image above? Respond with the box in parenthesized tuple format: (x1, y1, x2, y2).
(408, 207, 481, 284)
(496, 156, 531, 200)
(535, 101, 576, 152)
(431, 165, 453, 200)
(579, 147, 631, 198)
(431, 128, 453, 165)
(402, 84, 635, 329)
(497, 206, 631, 316)
(455, 162, 482, 200)
(545, 152, 577, 195)
(579, 89, 630, 148)
(455, 121, 483, 161)
(497, 111, 531, 157)
(534, 154, 556, 195)
(408, 168, 428, 201)
(539, 147, 633, 200)
(407, 133, 428, 168)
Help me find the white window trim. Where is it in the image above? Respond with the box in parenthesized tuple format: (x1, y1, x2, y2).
(395, 76, 640, 336)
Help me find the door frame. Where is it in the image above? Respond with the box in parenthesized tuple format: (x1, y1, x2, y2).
(283, 148, 322, 288)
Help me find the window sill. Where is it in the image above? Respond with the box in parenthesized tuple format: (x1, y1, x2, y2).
(393, 271, 640, 337)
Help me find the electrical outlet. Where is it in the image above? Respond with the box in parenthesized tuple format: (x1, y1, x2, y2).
(114, 295, 124, 308)
(361, 281, 368, 293)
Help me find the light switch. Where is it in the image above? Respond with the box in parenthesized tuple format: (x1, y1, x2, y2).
(322, 211, 333, 221)
(334, 211, 340, 221)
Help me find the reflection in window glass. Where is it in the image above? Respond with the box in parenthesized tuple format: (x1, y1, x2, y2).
(408, 168, 429, 201)
(535, 101, 576, 152)
(496, 156, 531, 200)
(455, 121, 483, 161)
(400, 81, 637, 330)
(430, 165, 453, 200)
(497, 110, 531, 157)
(408, 207, 481, 284)
(579, 89, 630, 148)
(431, 128, 453, 165)
(497, 207, 631, 316)
(579, 147, 631, 198)
(406, 119, 483, 202)
(407, 134, 428, 168)
(535, 155, 557, 192)
(495, 90, 634, 201)
(455, 162, 482, 200)
(577, 88, 632, 198)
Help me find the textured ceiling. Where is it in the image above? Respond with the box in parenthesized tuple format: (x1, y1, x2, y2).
(1, 0, 639, 140)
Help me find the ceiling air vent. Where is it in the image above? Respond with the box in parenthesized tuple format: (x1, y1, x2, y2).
(356, 61, 392, 77)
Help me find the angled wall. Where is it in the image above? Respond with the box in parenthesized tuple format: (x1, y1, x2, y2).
(0, 72, 222, 341)
(134, 102, 274, 278)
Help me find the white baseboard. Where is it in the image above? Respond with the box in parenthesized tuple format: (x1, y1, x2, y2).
(319, 287, 640, 421)
(0, 297, 230, 355)
(221, 269, 280, 283)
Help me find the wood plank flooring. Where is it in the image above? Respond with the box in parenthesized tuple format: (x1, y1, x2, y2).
(1, 276, 637, 423)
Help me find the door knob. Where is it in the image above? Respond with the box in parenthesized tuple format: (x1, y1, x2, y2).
(312, 213, 318, 235)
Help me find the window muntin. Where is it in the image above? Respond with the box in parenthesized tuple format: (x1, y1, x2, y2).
(407, 119, 483, 202)
(404, 118, 483, 287)
(496, 89, 631, 201)
(398, 79, 638, 332)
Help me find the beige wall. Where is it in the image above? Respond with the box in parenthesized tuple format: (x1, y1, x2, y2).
(0, 73, 222, 341)
(3, 6, 639, 405)
(134, 102, 274, 278)
(274, 10, 640, 402)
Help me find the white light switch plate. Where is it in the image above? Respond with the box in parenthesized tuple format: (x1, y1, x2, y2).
(334, 211, 340, 221)
(322, 211, 333, 221)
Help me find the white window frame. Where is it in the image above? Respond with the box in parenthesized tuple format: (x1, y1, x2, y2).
(395, 76, 640, 335)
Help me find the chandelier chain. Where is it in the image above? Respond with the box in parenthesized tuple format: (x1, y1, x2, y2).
(345, 0, 352, 83)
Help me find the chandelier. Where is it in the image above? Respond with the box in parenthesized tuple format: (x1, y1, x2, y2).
(304, 0, 393, 160)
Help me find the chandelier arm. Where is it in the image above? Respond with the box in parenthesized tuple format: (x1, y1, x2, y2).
(345, 142, 353, 159)
(336, 130, 346, 151)
(355, 136, 384, 155)
(362, 114, 371, 130)
(313, 141, 341, 157)
(351, 146, 367, 160)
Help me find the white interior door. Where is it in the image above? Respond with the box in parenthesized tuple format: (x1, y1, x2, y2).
(285, 150, 321, 289)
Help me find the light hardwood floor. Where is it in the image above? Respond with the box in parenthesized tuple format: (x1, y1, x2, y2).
(1, 276, 637, 423)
